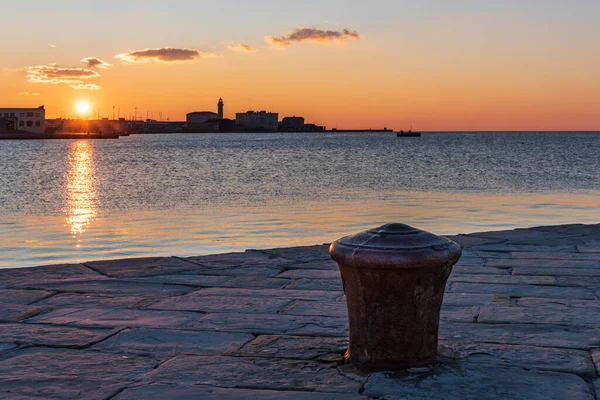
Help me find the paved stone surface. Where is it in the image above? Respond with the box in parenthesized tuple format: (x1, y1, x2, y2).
(0, 323, 116, 348)
(84, 256, 202, 278)
(114, 384, 364, 399)
(29, 307, 203, 329)
(129, 274, 291, 289)
(0, 347, 157, 399)
(141, 355, 360, 393)
(0, 264, 105, 288)
(0, 223, 599, 399)
(234, 335, 348, 360)
(439, 341, 596, 379)
(15, 279, 195, 296)
(92, 328, 252, 359)
(0, 304, 51, 322)
(148, 294, 294, 314)
(33, 292, 152, 309)
(364, 364, 593, 399)
(0, 288, 54, 305)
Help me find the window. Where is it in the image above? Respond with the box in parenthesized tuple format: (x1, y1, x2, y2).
(10, 113, 14, 117)
(27, 112, 34, 117)
(19, 121, 24, 127)
(27, 121, 33, 127)
(35, 113, 40, 117)
(35, 121, 41, 127)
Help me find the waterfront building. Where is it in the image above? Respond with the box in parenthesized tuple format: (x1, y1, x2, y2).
(236, 110, 279, 132)
(0, 106, 45, 133)
(186, 111, 219, 133)
(281, 116, 305, 131)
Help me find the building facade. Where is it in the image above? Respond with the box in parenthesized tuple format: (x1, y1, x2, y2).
(186, 111, 219, 132)
(236, 111, 279, 132)
(0, 106, 45, 133)
(281, 116, 305, 131)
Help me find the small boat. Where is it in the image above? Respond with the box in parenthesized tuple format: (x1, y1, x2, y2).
(397, 130, 421, 137)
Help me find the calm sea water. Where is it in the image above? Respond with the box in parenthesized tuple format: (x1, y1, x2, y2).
(1, 131, 599, 268)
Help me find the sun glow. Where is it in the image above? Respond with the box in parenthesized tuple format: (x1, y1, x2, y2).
(76, 101, 90, 115)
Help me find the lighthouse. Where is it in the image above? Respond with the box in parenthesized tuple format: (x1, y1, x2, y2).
(217, 98, 224, 120)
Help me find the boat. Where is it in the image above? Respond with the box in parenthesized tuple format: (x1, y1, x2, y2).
(397, 130, 421, 137)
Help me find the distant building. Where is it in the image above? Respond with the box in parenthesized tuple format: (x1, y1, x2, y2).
(186, 98, 226, 133)
(281, 116, 305, 131)
(0, 106, 45, 133)
(186, 111, 219, 133)
(280, 116, 325, 132)
(236, 111, 279, 132)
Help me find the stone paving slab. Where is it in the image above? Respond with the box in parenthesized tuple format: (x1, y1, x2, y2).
(233, 335, 348, 360)
(186, 250, 294, 269)
(277, 269, 341, 280)
(92, 328, 253, 359)
(1, 223, 600, 399)
(188, 313, 349, 337)
(114, 384, 365, 400)
(0, 323, 116, 348)
(439, 341, 596, 379)
(0, 288, 54, 305)
(128, 274, 291, 289)
(190, 287, 344, 301)
(510, 251, 600, 260)
(14, 279, 195, 296)
(513, 266, 600, 276)
(363, 364, 593, 400)
(0, 348, 157, 399)
(83, 257, 202, 278)
(140, 355, 361, 393)
(258, 245, 332, 262)
(440, 321, 600, 349)
(0, 304, 51, 323)
(487, 258, 600, 269)
(32, 292, 152, 309)
(285, 278, 344, 291)
(29, 307, 204, 329)
(148, 294, 294, 314)
(0, 264, 105, 288)
(449, 282, 595, 299)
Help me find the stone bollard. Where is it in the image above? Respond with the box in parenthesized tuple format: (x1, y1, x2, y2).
(330, 223, 462, 369)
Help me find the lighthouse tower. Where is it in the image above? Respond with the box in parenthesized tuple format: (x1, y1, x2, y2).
(217, 98, 224, 120)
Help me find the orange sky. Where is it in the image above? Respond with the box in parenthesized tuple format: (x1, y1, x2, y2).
(1, 1, 599, 130)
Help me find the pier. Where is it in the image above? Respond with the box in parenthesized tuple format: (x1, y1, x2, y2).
(0, 224, 599, 399)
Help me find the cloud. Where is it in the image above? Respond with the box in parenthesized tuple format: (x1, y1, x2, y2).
(18, 92, 41, 96)
(116, 47, 215, 63)
(267, 27, 360, 47)
(26, 64, 100, 85)
(69, 83, 101, 91)
(25, 63, 102, 90)
(81, 57, 111, 69)
(228, 43, 254, 52)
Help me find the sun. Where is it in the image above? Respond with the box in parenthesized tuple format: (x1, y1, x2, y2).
(76, 101, 90, 115)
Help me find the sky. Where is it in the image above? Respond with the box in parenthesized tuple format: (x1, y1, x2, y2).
(1, 0, 599, 130)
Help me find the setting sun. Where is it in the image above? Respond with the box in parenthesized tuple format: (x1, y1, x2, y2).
(76, 102, 90, 115)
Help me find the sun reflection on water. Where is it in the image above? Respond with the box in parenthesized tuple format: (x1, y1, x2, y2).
(66, 141, 96, 236)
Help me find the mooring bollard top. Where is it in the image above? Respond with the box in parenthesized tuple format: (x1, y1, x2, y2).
(329, 223, 462, 269)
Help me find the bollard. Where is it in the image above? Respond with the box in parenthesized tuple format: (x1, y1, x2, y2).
(330, 223, 462, 369)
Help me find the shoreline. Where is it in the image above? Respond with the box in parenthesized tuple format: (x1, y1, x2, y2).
(0, 223, 599, 398)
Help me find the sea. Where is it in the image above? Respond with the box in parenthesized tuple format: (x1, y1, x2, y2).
(1, 131, 599, 268)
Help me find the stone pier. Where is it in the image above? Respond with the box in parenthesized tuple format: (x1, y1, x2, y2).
(0, 224, 599, 399)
